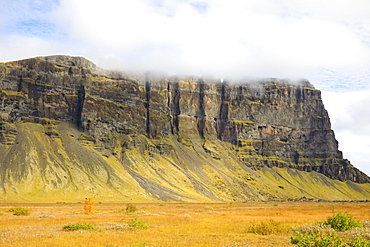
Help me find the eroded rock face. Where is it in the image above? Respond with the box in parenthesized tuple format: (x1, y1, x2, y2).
(0, 55, 369, 202)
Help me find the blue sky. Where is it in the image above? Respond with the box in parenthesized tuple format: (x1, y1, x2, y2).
(1, 0, 370, 176)
(3, 1, 58, 36)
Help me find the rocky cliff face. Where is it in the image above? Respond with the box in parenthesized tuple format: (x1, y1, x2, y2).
(0, 55, 369, 202)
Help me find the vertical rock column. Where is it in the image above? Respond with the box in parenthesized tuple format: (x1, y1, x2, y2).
(217, 81, 229, 141)
(145, 74, 151, 137)
(197, 79, 206, 139)
(169, 78, 181, 135)
(76, 85, 85, 128)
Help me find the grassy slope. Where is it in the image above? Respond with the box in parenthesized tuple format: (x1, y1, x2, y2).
(0, 122, 369, 202)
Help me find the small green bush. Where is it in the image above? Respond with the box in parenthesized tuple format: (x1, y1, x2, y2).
(128, 217, 149, 229)
(291, 230, 344, 247)
(125, 203, 137, 213)
(63, 223, 98, 231)
(322, 208, 362, 231)
(8, 207, 30, 216)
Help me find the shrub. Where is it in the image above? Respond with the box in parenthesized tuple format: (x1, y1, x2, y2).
(128, 217, 149, 229)
(291, 210, 369, 247)
(348, 237, 370, 247)
(125, 203, 137, 213)
(8, 207, 30, 216)
(291, 229, 370, 247)
(322, 208, 362, 231)
(291, 230, 344, 247)
(347, 225, 370, 241)
(63, 223, 98, 231)
(292, 223, 334, 235)
(246, 219, 290, 235)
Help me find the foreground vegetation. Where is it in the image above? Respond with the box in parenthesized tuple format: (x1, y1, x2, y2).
(291, 207, 369, 246)
(0, 201, 369, 246)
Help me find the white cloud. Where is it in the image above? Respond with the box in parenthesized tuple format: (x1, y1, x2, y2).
(0, 0, 369, 79)
(47, 0, 370, 79)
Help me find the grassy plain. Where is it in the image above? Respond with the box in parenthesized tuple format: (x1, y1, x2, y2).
(0, 201, 369, 246)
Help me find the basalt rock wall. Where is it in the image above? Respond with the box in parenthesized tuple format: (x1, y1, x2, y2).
(0, 55, 369, 202)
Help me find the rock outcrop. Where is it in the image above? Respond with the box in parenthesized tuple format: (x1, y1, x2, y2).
(0, 55, 369, 202)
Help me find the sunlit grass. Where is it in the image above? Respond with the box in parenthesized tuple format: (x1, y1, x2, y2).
(0, 202, 369, 246)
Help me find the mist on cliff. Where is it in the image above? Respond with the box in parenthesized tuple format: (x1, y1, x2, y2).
(66, 1, 370, 81)
(1, 0, 370, 82)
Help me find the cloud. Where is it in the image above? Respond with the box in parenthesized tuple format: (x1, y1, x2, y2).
(0, 0, 369, 80)
(46, 0, 370, 79)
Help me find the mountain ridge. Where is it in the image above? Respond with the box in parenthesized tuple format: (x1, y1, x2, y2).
(0, 55, 369, 202)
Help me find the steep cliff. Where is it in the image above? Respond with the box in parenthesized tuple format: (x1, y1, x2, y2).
(0, 55, 369, 202)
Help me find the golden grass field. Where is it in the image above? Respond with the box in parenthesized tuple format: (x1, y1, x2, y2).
(0, 201, 369, 246)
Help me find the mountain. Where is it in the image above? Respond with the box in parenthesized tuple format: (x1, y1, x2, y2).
(0, 55, 369, 202)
